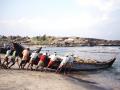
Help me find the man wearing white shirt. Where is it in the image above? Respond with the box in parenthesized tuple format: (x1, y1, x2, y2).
(67, 54, 74, 73)
(56, 54, 70, 74)
(27, 51, 38, 70)
(46, 52, 57, 68)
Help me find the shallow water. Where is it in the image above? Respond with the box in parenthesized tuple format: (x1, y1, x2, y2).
(40, 46, 120, 89)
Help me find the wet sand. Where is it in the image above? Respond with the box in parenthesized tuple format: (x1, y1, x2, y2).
(1, 69, 120, 90)
(0, 69, 107, 90)
(0, 69, 83, 90)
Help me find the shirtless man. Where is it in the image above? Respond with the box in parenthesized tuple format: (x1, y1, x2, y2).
(19, 48, 30, 69)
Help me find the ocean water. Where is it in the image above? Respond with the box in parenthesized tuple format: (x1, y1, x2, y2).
(40, 46, 120, 89)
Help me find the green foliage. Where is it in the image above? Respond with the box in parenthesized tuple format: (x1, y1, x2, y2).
(31, 35, 55, 45)
(41, 34, 46, 41)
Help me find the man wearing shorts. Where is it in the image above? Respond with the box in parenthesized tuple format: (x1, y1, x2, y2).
(27, 51, 38, 70)
(19, 48, 30, 69)
(36, 53, 46, 71)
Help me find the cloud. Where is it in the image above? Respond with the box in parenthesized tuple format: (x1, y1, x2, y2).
(1, 0, 120, 32)
(0, 0, 120, 39)
(76, 0, 120, 21)
(0, 14, 96, 31)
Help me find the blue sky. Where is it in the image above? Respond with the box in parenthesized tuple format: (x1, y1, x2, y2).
(0, 0, 120, 40)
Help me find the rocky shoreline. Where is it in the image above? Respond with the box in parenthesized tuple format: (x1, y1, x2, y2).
(0, 35, 120, 47)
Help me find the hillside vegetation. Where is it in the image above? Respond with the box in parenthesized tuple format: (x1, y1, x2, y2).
(0, 35, 120, 47)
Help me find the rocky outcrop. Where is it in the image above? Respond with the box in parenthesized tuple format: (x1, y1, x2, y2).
(0, 35, 120, 47)
(51, 37, 120, 47)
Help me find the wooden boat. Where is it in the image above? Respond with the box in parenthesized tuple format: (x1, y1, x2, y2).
(47, 56, 115, 71)
(63, 58, 116, 71)
(0, 43, 116, 71)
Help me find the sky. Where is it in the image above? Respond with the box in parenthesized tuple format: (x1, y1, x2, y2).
(0, 0, 120, 40)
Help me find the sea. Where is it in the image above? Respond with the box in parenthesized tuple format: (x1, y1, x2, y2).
(39, 46, 120, 90)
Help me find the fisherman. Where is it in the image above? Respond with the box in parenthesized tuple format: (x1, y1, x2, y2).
(36, 53, 47, 71)
(19, 48, 30, 69)
(56, 54, 70, 74)
(43, 52, 50, 67)
(0, 55, 1, 67)
(66, 53, 74, 73)
(2, 47, 12, 67)
(7, 47, 18, 68)
(46, 52, 58, 69)
(27, 50, 39, 70)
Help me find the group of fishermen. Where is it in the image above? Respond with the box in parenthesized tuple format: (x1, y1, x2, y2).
(0, 46, 75, 74)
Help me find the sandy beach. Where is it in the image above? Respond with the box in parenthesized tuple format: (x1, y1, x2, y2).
(0, 69, 120, 90)
(0, 53, 120, 90)
(0, 69, 83, 90)
(0, 70, 112, 90)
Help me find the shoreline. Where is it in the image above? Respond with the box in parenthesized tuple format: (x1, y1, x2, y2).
(0, 54, 120, 90)
(24, 44, 120, 47)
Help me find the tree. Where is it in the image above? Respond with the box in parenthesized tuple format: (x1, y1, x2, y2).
(2, 35, 7, 39)
(41, 34, 46, 41)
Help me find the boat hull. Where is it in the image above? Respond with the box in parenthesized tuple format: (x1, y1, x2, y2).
(50, 58, 116, 71)
(71, 58, 116, 71)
